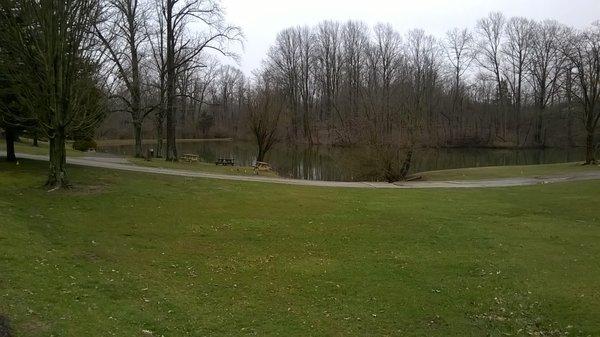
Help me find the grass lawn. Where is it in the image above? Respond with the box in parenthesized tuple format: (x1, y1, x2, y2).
(0, 160, 599, 336)
(417, 161, 600, 181)
(0, 139, 86, 158)
(1, 140, 275, 177)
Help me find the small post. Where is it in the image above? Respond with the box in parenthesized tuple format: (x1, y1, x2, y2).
(145, 148, 154, 161)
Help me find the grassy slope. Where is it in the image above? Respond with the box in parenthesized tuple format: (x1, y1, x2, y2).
(417, 161, 600, 181)
(0, 139, 85, 157)
(0, 160, 599, 336)
(0, 140, 274, 177)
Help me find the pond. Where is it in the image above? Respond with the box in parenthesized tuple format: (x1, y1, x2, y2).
(98, 141, 586, 181)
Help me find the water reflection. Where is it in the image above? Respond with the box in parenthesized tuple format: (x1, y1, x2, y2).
(98, 141, 586, 181)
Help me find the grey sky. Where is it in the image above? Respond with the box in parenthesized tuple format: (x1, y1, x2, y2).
(220, 0, 600, 74)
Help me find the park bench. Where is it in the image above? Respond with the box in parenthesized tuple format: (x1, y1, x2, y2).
(181, 153, 199, 163)
(253, 161, 272, 174)
(215, 158, 235, 166)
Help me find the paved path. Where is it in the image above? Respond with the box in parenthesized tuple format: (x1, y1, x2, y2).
(6, 152, 600, 189)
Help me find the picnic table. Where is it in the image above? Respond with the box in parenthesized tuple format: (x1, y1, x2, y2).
(253, 161, 272, 174)
(215, 158, 235, 166)
(181, 153, 199, 163)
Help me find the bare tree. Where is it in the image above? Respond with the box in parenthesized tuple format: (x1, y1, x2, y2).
(336, 21, 369, 143)
(443, 27, 475, 139)
(248, 76, 282, 162)
(476, 12, 507, 140)
(96, 0, 153, 157)
(502, 17, 534, 144)
(563, 23, 600, 164)
(315, 21, 342, 140)
(189, 57, 219, 134)
(373, 23, 403, 133)
(527, 20, 565, 146)
(297, 26, 316, 143)
(160, 0, 241, 160)
(266, 28, 301, 139)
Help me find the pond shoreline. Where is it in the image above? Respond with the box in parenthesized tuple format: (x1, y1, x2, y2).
(93, 139, 589, 182)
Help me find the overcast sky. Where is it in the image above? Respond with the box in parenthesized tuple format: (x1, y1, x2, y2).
(219, 0, 600, 74)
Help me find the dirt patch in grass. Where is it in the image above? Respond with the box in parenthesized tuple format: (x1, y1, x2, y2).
(21, 318, 49, 336)
(0, 315, 12, 337)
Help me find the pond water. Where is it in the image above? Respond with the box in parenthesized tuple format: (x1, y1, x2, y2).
(98, 141, 585, 181)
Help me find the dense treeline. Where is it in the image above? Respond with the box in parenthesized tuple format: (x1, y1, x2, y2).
(254, 15, 600, 157)
(102, 13, 600, 168)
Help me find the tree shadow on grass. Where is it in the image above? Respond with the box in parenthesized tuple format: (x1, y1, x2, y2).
(0, 315, 12, 337)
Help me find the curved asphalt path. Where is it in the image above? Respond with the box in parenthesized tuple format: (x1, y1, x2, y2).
(6, 152, 600, 189)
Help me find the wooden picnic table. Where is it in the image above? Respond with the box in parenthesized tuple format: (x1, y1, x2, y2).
(253, 161, 272, 174)
(215, 158, 235, 166)
(181, 153, 199, 163)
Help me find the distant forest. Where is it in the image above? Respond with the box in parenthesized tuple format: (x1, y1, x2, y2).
(100, 13, 600, 156)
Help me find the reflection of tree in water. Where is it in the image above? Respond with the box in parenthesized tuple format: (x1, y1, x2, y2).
(262, 144, 354, 181)
(98, 141, 586, 181)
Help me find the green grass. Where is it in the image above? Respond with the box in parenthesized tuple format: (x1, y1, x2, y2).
(1, 160, 599, 336)
(1, 139, 277, 177)
(417, 161, 600, 181)
(128, 157, 278, 177)
(0, 139, 86, 157)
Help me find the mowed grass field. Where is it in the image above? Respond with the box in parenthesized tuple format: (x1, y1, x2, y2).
(0, 139, 86, 157)
(418, 162, 600, 181)
(0, 160, 599, 336)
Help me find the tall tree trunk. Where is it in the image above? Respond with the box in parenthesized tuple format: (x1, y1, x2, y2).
(133, 121, 143, 158)
(155, 115, 164, 158)
(164, 1, 177, 161)
(567, 110, 575, 147)
(534, 106, 545, 147)
(46, 127, 68, 188)
(32, 133, 39, 147)
(566, 66, 575, 147)
(256, 147, 265, 163)
(5, 128, 16, 162)
(584, 100, 598, 164)
(585, 131, 595, 165)
(399, 146, 414, 179)
(165, 95, 177, 160)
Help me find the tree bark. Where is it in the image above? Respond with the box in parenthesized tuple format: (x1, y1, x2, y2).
(534, 106, 545, 147)
(155, 115, 164, 158)
(46, 127, 68, 188)
(256, 147, 265, 162)
(399, 147, 414, 179)
(5, 128, 16, 162)
(585, 131, 595, 165)
(165, 94, 177, 160)
(164, 0, 177, 161)
(133, 121, 143, 158)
